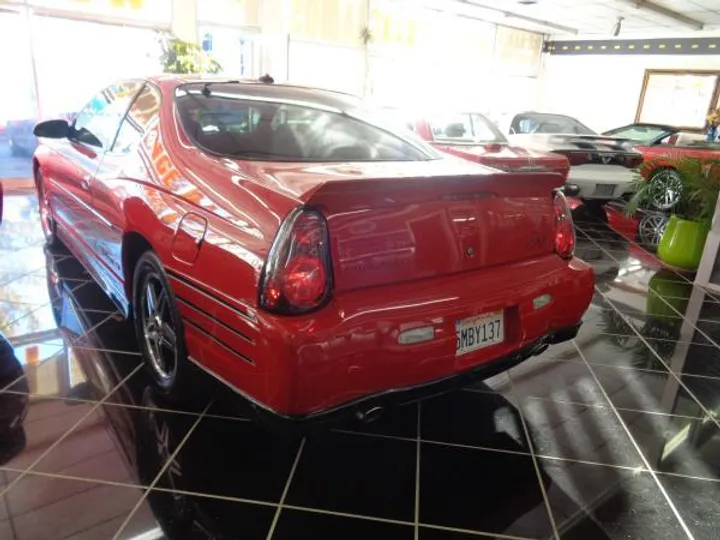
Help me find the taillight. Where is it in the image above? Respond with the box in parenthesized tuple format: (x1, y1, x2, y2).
(564, 152, 588, 166)
(259, 208, 332, 314)
(553, 191, 575, 260)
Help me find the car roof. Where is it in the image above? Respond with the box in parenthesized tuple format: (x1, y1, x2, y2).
(152, 75, 365, 111)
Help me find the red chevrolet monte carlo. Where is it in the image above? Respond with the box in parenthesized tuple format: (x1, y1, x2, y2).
(32, 77, 594, 423)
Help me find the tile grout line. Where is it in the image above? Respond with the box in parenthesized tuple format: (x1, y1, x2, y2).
(265, 437, 306, 540)
(579, 231, 720, 432)
(506, 371, 560, 540)
(571, 339, 696, 540)
(414, 403, 421, 540)
(111, 401, 213, 540)
(0, 363, 143, 500)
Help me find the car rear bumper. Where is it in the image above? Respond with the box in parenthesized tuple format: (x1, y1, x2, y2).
(241, 323, 582, 428)
(190, 255, 594, 418)
(568, 164, 635, 200)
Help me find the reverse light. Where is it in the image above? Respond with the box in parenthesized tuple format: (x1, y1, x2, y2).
(259, 208, 332, 314)
(553, 191, 575, 260)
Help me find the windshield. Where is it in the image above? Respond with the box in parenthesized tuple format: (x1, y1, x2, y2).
(603, 125, 671, 143)
(175, 86, 436, 162)
(511, 114, 595, 135)
(427, 112, 507, 144)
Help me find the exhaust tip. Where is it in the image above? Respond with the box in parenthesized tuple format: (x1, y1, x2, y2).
(533, 342, 550, 356)
(356, 405, 385, 424)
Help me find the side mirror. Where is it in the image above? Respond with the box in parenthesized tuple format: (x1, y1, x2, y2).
(33, 119, 70, 139)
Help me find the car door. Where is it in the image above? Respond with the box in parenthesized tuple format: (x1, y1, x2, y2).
(90, 83, 162, 308)
(48, 81, 143, 278)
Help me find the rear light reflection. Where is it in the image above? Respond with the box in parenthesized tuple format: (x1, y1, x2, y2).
(553, 192, 575, 260)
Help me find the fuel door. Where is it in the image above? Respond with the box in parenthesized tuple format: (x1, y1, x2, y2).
(172, 213, 208, 265)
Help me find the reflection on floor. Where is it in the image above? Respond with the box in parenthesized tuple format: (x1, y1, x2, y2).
(1, 192, 720, 540)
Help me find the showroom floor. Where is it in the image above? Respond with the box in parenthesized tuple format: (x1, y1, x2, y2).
(1, 189, 719, 540)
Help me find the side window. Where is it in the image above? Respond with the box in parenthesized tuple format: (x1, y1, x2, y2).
(111, 85, 161, 154)
(72, 81, 143, 149)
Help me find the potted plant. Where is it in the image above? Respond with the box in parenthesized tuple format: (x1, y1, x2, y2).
(626, 157, 720, 271)
(157, 33, 222, 74)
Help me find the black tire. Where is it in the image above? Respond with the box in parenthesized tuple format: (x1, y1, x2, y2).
(36, 170, 59, 247)
(132, 250, 190, 399)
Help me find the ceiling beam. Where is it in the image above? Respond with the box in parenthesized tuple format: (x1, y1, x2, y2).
(632, 0, 704, 30)
(457, 0, 579, 34)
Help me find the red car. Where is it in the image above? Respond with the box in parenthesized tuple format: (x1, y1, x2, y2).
(392, 109, 570, 178)
(603, 123, 720, 210)
(32, 77, 594, 422)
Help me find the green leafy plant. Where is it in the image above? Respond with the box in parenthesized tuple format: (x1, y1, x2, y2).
(158, 33, 222, 74)
(625, 157, 720, 226)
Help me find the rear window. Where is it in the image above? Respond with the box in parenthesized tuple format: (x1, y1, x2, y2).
(427, 113, 507, 144)
(602, 125, 670, 143)
(175, 86, 434, 162)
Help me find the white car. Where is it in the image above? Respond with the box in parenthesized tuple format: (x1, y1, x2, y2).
(501, 112, 643, 203)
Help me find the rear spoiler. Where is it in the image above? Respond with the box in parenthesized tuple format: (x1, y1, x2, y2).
(300, 172, 566, 210)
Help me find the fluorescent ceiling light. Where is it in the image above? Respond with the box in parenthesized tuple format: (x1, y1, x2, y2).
(632, 0, 704, 30)
(459, 0, 579, 34)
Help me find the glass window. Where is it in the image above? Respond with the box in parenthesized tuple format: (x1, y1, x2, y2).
(428, 113, 507, 144)
(72, 81, 143, 149)
(602, 125, 672, 144)
(176, 87, 434, 162)
(511, 113, 595, 135)
(111, 84, 161, 154)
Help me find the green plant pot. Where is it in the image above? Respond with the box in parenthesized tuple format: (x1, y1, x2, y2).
(647, 270, 691, 316)
(657, 215, 710, 271)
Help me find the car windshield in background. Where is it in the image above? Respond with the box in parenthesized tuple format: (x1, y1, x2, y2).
(175, 86, 435, 162)
(428, 113, 507, 144)
(602, 125, 672, 143)
(511, 113, 595, 135)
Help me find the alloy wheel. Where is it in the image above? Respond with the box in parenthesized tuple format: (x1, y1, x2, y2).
(140, 273, 178, 384)
(637, 212, 668, 249)
(649, 169, 682, 211)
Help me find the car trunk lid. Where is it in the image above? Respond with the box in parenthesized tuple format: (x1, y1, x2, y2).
(287, 161, 565, 292)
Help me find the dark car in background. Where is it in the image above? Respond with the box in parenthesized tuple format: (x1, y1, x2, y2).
(503, 111, 643, 204)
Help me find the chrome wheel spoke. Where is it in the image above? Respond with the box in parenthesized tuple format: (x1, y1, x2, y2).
(145, 282, 159, 319)
(160, 322, 176, 349)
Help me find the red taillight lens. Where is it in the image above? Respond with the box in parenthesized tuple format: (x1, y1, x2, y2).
(553, 192, 575, 260)
(260, 208, 332, 314)
(564, 152, 588, 166)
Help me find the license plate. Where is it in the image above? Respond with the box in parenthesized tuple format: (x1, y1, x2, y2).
(593, 184, 617, 197)
(455, 311, 504, 357)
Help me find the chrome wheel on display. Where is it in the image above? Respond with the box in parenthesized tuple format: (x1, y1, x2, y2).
(139, 273, 178, 385)
(648, 169, 682, 211)
(637, 212, 668, 249)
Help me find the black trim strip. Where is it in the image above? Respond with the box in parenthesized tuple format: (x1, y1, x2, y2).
(166, 268, 255, 322)
(177, 296, 254, 344)
(183, 318, 255, 365)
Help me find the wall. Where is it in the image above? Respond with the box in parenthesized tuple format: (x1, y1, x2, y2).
(537, 52, 720, 133)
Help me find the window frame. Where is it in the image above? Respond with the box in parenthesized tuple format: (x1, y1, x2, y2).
(173, 84, 439, 162)
(69, 79, 145, 152)
(109, 81, 162, 156)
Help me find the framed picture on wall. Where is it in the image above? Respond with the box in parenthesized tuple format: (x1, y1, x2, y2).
(636, 70, 720, 130)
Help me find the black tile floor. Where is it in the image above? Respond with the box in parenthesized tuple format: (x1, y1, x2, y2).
(1, 191, 720, 539)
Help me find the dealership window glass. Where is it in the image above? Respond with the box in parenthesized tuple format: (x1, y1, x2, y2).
(199, 26, 257, 77)
(28, 0, 172, 23)
(176, 87, 433, 162)
(0, 10, 37, 179)
(198, 0, 261, 26)
(637, 71, 719, 129)
(72, 82, 142, 148)
(494, 27, 542, 77)
(292, 0, 365, 46)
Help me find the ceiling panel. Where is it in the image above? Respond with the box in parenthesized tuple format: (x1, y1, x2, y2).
(453, 0, 720, 35)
